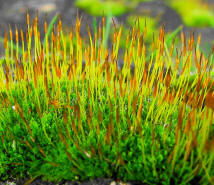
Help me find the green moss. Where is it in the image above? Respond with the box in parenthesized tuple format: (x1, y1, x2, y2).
(1, 12, 214, 184)
(0, 79, 180, 182)
(75, 0, 134, 16)
(74, 0, 154, 16)
(186, 9, 214, 27)
(167, 0, 214, 27)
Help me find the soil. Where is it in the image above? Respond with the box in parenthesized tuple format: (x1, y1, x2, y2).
(0, 0, 214, 184)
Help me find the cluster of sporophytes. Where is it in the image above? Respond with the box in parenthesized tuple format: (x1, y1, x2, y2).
(0, 12, 214, 185)
(116, 15, 159, 51)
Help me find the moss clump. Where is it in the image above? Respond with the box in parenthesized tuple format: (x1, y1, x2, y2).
(75, 0, 134, 16)
(0, 12, 214, 185)
(167, 0, 214, 27)
(74, 0, 154, 16)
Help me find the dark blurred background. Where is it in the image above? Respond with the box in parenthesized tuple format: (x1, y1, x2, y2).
(0, 0, 214, 57)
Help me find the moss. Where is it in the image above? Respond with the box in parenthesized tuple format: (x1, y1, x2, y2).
(74, 0, 154, 16)
(1, 12, 214, 184)
(75, 0, 134, 16)
(117, 15, 159, 50)
(127, 15, 158, 41)
(167, 0, 214, 27)
(186, 9, 214, 27)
